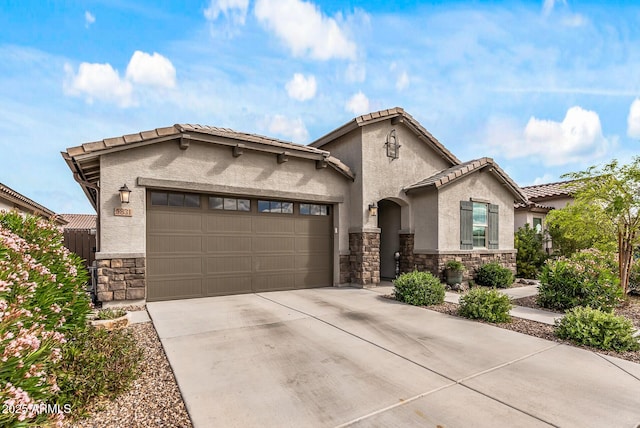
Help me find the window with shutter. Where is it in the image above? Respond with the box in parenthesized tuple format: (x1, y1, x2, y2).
(460, 201, 473, 249)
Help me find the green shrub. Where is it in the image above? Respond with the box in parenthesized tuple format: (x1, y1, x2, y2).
(475, 262, 514, 288)
(515, 224, 547, 279)
(0, 212, 91, 426)
(537, 249, 623, 311)
(96, 308, 127, 320)
(555, 306, 639, 352)
(394, 270, 445, 306)
(458, 287, 512, 323)
(629, 262, 640, 295)
(56, 326, 143, 419)
(445, 260, 465, 272)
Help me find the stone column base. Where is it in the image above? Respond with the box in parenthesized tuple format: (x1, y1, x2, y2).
(413, 251, 517, 281)
(96, 257, 146, 301)
(349, 232, 380, 286)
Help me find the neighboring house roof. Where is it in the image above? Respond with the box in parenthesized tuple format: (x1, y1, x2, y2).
(403, 157, 528, 203)
(310, 107, 461, 165)
(0, 182, 65, 224)
(60, 214, 97, 230)
(62, 124, 356, 209)
(514, 201, 554, 212)
(521, 179, 580, 200)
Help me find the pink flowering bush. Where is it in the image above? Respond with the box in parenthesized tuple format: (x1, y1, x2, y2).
(537, 249, 623, 311)
(0, 211, 91, 426)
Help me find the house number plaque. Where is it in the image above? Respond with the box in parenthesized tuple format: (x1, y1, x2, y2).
(114, 207, 133, 217)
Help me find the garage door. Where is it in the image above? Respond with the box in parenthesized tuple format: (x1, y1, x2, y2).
(146, 191, 333, 301)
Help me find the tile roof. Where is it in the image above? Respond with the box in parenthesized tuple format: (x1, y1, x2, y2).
(0, 182, 62, 222)
(63, 123, 356, 209)
(514, 201, 554, 211)
(60, 214, 97, 230)
(404, 157, 528, 202)
(310, 107, 461, 165)
(521, 179, 580, 200)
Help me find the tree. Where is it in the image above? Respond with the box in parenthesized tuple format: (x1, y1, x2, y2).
(563, 158, 640, 294)
(545, 198, 616, 257)
(514, 223, 548, 278)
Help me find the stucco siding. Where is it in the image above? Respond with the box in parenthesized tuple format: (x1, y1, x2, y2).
(317, 129, 364, 231)
(98, 139, 351, 260)
(411, 191, 438, 251)
(361, 119, 452, 231)
(437, 171, 516, 251)
(0, 199, 13, 211)
(542, 197, 573, 210)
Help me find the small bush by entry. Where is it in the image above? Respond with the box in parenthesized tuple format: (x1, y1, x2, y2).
(394, 271, 445, 306)
(555, 306, 639, 352)
(458, 287, 512, 323)
(475, 262, 514, 288)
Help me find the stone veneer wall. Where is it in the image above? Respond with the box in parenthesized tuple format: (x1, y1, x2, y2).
(413, 252, 517, 281)
(339, 255, 350, 284)
(399, 234, 415, 274)
(348, 232, 380, 286)
(96, 257, 146, 301)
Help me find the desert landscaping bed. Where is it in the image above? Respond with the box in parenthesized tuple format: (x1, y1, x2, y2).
(65, 321, 192, 428)
(429, 297, 640, 364)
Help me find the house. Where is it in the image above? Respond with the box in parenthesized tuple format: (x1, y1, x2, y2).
(62, 107, 527, 303)
(515, 179, 579, 233)
(0, 182, 65, 225)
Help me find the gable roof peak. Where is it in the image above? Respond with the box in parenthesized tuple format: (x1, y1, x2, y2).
(311, 107, 461, 165)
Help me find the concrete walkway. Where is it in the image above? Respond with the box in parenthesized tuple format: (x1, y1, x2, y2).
(148, 287, 640, 428)
(372, 283, 563, 325)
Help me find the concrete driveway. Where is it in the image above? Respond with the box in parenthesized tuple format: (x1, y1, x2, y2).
(147, 287, 640, 428)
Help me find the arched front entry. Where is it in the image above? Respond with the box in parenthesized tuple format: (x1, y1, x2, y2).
(378, 199, 401, 280)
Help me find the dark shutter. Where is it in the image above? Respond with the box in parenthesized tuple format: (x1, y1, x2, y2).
(488, 204, 499, 249)
(460, 201, 473, 250)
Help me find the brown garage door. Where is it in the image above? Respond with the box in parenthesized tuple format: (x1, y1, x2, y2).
(146, 191, 333, 301)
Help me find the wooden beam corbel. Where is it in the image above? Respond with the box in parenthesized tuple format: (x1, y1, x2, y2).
(233, 143, 245, 157)
(179, 135, 190, 150)
(391, 116, 404, 125)
(316, 159, 328, 169)
(277, 152, 289, 164)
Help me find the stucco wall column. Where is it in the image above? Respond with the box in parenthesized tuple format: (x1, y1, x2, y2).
(348, 232, 380, 286)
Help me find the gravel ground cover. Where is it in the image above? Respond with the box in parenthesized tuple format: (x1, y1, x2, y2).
(65, 320, 192, 428)
(428, 297, 640, 364)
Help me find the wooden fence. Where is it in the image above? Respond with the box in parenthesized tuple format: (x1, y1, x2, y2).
(63, 229, 96, 269)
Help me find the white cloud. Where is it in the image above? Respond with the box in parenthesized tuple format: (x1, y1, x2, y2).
(485, 106, 611, 166)
(264, 114, 309, 143)
(84, 11, 95, 28)
(345, 62, 366, 83)
(204, 0, 249, 26)
(345, 91, 369, 116)
(64, 62, 134, 107)
(542, 0, 566, 16)
(533, 174, 554, 185)
(64, 51, 176, 107)
(285, 73, 317, 101)
(254, 0, 357, 60)
(125, 51, 176, 88)
(627, 99, 640, 139)
(562, 14, 587, 27)
(396, 71, 410, 91)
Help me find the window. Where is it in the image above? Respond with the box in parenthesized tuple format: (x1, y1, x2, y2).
(151, 191, 200, 208)
(300, 203, 330, 216)
(258, 200, 293, 214)
(209, 196, 250, 211)
(472, 202, 488, 248)
(533, 217, 543, 234)
(460, 201, 499, 250)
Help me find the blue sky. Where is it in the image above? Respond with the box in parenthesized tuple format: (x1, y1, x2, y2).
(1, 0, 640, 214)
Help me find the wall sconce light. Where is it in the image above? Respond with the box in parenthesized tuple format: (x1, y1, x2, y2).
(368, 202, 378, 217)
(119, 184, 131, 204)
